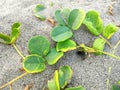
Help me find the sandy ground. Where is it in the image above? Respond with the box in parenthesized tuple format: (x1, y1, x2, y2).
(0, 0, 120, 90)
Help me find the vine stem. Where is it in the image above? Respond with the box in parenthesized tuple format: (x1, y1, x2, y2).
(12, 43, 25, 59)
(99, 35, 112, 48)
(112, 40, 120, 54)
(9, 84, 12, 90)
(106, 67, 112, 90)
(99, 50, 120, 60)
(0, 72, 28, 89)
(77, 44, 120, 60)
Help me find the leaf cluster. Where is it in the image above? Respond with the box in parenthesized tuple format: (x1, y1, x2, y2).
(83, 11, 119, 54)
(48, 66, 85, 90)
(0, 6, 119, 90)
(23, 35, 64, 73)
(51, 8, 119, 55)
(0, 22, 21, 44)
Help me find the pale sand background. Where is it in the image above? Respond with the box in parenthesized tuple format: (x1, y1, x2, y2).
(0, 0, 120, 90)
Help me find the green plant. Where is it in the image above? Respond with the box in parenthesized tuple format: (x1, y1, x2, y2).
(51, 8, 120, 60)
(0, 27, 64, 89)
(0, 7, 120, 90)
(51, 8, 85, 42)
(56, 39, 76, 52)
(82, 10, 119, 54)
(34, 4, 46, 21)
(48, 66, 85, 90)
(83, 10, 103, 36)
(0, 22, 20, 44)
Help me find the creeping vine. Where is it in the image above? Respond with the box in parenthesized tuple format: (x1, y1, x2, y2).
(0, 4, 120, 90)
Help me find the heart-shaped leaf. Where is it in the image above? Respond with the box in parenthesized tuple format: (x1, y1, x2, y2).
(103, 24, 119, 39)
(83, 10, 103, 35)
(68, 9, 85, 30)
(51, 26, 73, 42)
(55, 10, 66, 25)
(34, 4, 46, 21)
(45, 48, 64, 65)
(58, 66, 73, 89)
(56, 39, 76, 52)
(48, 70, 60, 90)
(10, 22, 21, 43)
(112, 85, 120, 90)
(28, 35, 50, 56)
(93, 38, 106, 55)
(23, 55, 45, 73)
(65, 86, 86, 90)
(0, 33, 11, 44)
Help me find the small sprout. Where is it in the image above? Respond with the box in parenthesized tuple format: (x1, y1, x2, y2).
(56, 39, 76, 52)
(83, 10, 103, 35)
(28, 35, 50, 56)
(23, 55, 46, 73)
(93, 38, 106, 55)
(51, 26, 73, 42)
(65, 86, 86, 90)
(48, 70, 60, 90)
(45, 48, 64, 65)
(68, 9, 85, 30)
(0, 22, 21, 44)
(58, 66, 73, 89)
(34, 4, 46, 21)
(102, 24, 119, 39)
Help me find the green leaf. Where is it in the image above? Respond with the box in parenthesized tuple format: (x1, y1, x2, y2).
(93, 38, 106, 55)
(0, 33, 11, 44)
(103, 24, 119, 39)
(11, 22, 21, 30)
(45, 48, 64, 65)
(51, 26, 73, 42)
(34, 4, 46, 21)
(83, 10, 103, 35)
(61, 8, 71, 23)
(112, 85, 120, 90)
(58, 66, 73, 89)
(56, 39, 76, 52)
(10, 22, 21, 44)
(23, 55, 45, 73)
(68, 9, 85, 30)
(28, 35, 50, 56)
(65, 86, 86, 90)
(55, 10, 66, 25)
(48, 70, 60, 90)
